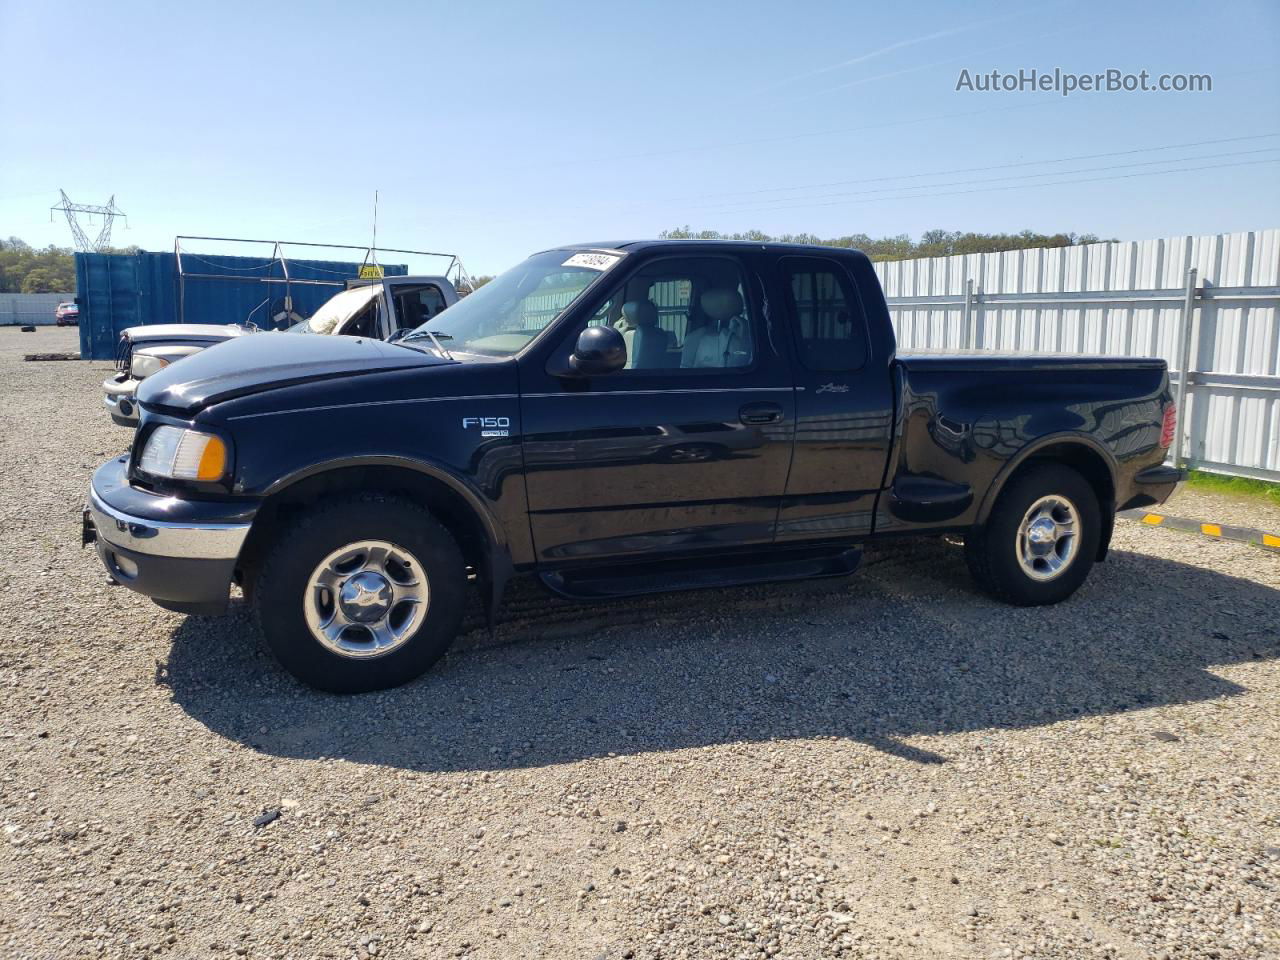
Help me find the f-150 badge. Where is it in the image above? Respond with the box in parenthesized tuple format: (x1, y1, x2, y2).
(462, 416, 511, 438)
(817, 383, 850, 394)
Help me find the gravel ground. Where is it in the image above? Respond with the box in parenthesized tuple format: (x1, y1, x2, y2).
(1, 326, 1277, 960)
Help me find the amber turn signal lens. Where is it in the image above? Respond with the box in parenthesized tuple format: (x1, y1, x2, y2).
(195, 436, 227, 481)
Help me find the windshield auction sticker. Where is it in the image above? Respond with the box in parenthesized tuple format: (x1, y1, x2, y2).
(562, 252, 621, 271)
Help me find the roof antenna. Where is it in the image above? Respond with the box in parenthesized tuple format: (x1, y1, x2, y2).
(370, 189, 379, 265)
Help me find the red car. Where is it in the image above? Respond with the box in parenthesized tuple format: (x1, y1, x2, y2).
(55, 301, 79, 326)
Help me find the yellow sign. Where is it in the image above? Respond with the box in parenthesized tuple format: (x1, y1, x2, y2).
(358, 264, 385, 279)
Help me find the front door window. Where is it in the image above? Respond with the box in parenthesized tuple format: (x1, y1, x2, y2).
(583, 257, 756, 372)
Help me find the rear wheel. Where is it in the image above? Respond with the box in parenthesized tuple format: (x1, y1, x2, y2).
(253, 494, 466, 693)
(965, 463, 1100, 606)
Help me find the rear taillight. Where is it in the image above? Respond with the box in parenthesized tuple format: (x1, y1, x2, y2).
(1160, 403, 1177, 449)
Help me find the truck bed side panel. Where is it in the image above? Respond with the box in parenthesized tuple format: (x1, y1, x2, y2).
(878, 355, 1172, 535)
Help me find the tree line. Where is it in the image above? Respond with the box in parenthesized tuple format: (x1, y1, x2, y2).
(3, 230, 1110, 295)
(0, 237, 149, 293)
(0, 238, 77, 293)
(658, 227, 1106, 261)
(457, 275, 493, 296)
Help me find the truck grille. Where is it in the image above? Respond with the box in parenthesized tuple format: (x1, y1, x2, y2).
(115, 335, 132, 375)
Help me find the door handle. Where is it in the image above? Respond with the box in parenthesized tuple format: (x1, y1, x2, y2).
(740, 402, 783, 425)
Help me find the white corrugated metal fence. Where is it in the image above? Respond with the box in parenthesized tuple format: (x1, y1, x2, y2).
(0, 292, 74, 326)
(875, 229, 1280, 481)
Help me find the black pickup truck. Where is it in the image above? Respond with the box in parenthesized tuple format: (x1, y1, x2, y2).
(85, 241, 1182, 693)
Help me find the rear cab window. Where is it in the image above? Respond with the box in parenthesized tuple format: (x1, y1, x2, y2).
(390, 283, 448, 332)
(781, 256, 870, 371)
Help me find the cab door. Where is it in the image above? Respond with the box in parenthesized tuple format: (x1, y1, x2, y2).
(774, 255, 895, 541)
(519, 253, 795, 564)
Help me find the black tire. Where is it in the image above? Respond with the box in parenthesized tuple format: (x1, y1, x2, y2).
(252, 493, 466, 694)
(964, 462, 1100, 606)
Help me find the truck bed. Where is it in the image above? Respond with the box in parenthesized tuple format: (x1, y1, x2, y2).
(897, 350, 1168, 371)
(885, 349, 1174, 534)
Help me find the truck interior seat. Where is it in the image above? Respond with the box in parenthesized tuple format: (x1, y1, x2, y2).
(621, 299, 675, 369)
(399, 297, 426, 330)
(681, 288, 752, 368)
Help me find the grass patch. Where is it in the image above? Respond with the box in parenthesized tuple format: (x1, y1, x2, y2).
(1185, 470, 1280, 506)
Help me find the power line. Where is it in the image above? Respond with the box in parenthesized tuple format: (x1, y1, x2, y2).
(692, 157, 1280, 217)
(677, 132, 1280, 204)
(699, 146, 1280, 213)
(585, 61, 1276, 172)
(546, 133, 1280, 223)
(543, 96, 1073, 168)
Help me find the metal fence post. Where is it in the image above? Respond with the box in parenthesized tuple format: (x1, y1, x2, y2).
(1171, 266, 1198, 468)
(961, 278, 974, 349)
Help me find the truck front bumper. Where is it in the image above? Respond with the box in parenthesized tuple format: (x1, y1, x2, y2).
(102, 373, 140, 427)
(84, 458, 255, 615)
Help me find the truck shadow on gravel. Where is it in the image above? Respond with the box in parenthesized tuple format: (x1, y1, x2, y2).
(160, 539, 1279, 770)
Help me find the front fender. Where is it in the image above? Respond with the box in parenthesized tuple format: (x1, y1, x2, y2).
(262, 454, 509, 553)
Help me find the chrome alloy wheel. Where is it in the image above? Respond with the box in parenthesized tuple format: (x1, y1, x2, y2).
(303, 540, 429, 659)
(1015, 495, 1080, 581)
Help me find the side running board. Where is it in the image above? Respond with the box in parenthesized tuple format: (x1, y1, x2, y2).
(538, 547, 862, 601)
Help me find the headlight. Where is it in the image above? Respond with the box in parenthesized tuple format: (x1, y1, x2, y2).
(130, 353, 171, 379)
(138, 426, 229, 482)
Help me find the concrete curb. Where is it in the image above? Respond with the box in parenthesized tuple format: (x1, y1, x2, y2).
(1117, 509, 1280, 552)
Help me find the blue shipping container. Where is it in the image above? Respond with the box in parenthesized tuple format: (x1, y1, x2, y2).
(75, 250, 406, 360)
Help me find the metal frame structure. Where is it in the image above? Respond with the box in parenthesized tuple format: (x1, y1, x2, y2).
(51, 191, 127, 252)
(172, 236, 463, 325)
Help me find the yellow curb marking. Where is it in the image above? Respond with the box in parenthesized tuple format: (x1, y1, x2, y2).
(1201, 523, 1222, 537)
(1142, 514, 1164, 525)
(1264, 533, 1280, 548)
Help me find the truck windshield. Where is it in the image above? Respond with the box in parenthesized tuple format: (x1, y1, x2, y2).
(402, 249, 620, 357)
(287, 285, 379, 335)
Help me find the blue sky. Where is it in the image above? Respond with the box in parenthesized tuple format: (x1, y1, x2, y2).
(1, 0, 1278, 275)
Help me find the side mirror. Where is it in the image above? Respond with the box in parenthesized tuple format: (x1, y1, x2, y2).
(567, 326, 626, 376)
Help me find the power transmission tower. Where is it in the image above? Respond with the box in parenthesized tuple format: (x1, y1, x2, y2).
(50, 190, 127, 252)
(451, 257, 477, 294)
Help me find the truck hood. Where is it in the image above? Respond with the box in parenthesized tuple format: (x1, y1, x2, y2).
(123, 323, 251, 345)
(136, 332, 448, 414)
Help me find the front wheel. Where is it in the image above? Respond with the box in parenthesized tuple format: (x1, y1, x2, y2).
(253, 494, 466, 693)
(965, 463, 1100, 606)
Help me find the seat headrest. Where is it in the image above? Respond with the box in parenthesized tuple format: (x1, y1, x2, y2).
(622, 299, 659, 328)
(700, 288, 743, 321)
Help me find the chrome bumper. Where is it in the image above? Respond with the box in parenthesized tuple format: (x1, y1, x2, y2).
(88, 485, 250, 560)
(103, 374, 140, 425)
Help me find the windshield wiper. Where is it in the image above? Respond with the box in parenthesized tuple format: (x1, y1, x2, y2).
(419, 329, 453, 360)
